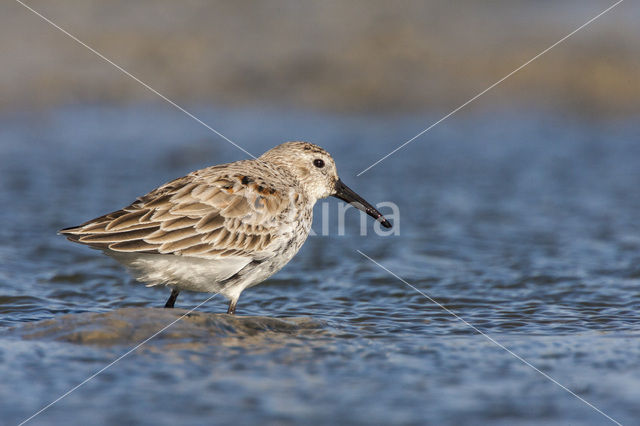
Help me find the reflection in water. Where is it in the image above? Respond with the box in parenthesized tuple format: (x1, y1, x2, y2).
(11, 308, 325, 348)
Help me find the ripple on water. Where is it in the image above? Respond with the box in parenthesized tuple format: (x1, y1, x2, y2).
(1, 108, 640, 424)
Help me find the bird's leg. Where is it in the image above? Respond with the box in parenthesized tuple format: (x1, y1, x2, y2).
(227, 299, 237, 315)
(164, 289, 179, 308)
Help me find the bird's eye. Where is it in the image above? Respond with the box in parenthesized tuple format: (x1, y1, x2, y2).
(313, 159, 325, 168)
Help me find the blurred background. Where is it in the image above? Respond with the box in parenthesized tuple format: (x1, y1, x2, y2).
(1, 1, 640, 425)
(1, 0, 638, 115)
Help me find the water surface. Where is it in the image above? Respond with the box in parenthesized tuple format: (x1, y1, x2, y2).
(0, 106, 639, 424)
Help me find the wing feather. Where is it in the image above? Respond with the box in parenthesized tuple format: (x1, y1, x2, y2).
(105, 210, 152, 231)
(161, 216, 201, 231)
(60, 163, 299, 259)
(169, 202, 211, 215)
(196, 212, 226, 232)
(78, 227, 159, 243)
(160, 235, 204, 252)
(109, 240, 159, 253)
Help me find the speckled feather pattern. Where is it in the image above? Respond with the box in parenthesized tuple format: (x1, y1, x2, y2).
(63, 160, 309, 259)
(60, 142, 388, 310)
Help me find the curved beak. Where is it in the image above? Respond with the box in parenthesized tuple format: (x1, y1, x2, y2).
(332, 179, 392, 228)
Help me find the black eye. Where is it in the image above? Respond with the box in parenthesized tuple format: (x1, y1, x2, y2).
(313, 159, 325, 168)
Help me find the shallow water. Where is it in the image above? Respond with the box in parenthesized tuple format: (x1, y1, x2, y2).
(1, 105, 639, 425)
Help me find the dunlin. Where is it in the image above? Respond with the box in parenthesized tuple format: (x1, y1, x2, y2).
(60, 142, 391, 314)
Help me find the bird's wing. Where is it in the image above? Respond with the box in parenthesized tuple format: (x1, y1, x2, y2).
(60, 164, 297, 260)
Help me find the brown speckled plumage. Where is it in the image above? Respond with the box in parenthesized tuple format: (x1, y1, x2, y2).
(60, 142, 390, 313)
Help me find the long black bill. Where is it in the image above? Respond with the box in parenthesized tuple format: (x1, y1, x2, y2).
(332, 179, 392, 228)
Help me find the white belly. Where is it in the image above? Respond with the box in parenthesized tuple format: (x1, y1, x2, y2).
(108, 252, 248, 291)
(106, 244, 298, 302)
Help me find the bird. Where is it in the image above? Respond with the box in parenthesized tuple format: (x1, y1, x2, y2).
(60, 141, 391, 314)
